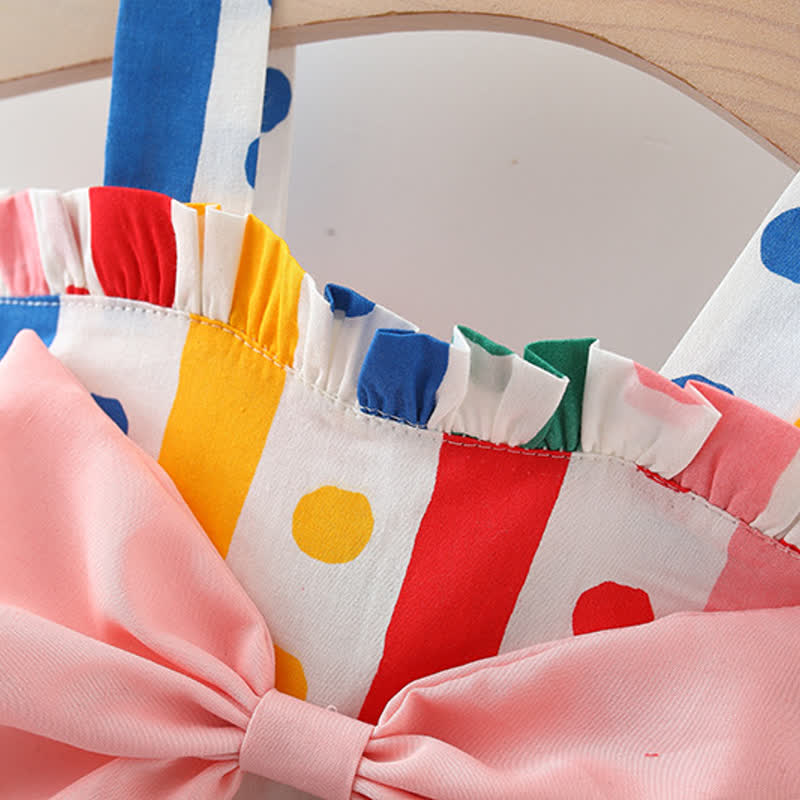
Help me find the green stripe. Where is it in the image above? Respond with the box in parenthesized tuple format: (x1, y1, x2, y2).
(456, 325, 514, 356)
(522, 339, 595, 452)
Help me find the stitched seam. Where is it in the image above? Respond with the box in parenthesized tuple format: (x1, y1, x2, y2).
(53, 296, 439, 436)
(0, 299, 59, 307)
(637, 466, 689, 495)
(7, 294, 800, 558)
(190, 317, 430, 429)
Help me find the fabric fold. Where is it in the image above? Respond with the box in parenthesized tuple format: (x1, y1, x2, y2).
(294, 281, 418, 406)
(427, 325, 568, 446)
(6, 186, 800, 547)
(581, 344, 721, 478)
(357, 328, 450, 426)
(675, 380, 800, 544)
(522, 338, 594, 451)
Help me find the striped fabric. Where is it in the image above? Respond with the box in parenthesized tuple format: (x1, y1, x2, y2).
(105, 0, 296, 233)
(2, 186, 800, 799)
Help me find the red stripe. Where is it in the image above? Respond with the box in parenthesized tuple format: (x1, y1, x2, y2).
(358, 435, 570, 724)
(89, 187, 176, 306)
(636, 465, 690, 494)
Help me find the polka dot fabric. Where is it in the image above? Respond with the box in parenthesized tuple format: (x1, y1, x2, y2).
(2, 187, 800, 799)
(104, 0, 296, 236)
(663, 171, 800, 424)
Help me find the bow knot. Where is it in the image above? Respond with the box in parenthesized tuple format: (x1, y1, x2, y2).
(240, 689, 372, 799)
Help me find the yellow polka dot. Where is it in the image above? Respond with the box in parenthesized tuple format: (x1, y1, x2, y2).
(292, 485, 373, 563)
(795, 417, 800, 428)
(274, 645, 308, 700)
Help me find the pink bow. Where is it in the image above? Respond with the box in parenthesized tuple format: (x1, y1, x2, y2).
(1, 330, 799, 800)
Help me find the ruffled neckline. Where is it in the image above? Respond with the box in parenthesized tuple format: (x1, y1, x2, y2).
(2, 185, 800, 547)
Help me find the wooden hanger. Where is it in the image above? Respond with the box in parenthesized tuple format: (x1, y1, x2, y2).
(2, 0, 798, 166)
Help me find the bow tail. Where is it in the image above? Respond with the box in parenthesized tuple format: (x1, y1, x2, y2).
(0, 332, 272, 799)
(0, 728, 111, 800)
(49, 758, 241, 800)
(356, 604, 800, 799)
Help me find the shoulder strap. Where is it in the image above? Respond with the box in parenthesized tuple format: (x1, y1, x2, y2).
(104, 0, 294, 233)
(662, 170, 800, 423)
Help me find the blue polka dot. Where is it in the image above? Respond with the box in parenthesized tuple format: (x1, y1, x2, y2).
(244, 68, 292, 188)
(761, 207, 800, 282)
(324, 284, 376, 317)
(92, 393, 129, 434)
(261, 67, 291, 133)
(245, 138, 259, 188)
(672, 374, 733, 395)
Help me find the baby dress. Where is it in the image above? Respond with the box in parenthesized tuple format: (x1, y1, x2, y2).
(1, 2, 800, 798)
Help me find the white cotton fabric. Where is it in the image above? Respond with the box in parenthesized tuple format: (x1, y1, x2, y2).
(49, 296, 190, 459)
(190, 0, 270, 215)
(172, 199, 204, 314)
(427, 325, 568, 446)
(253, 45, 297, 238)
(583, 344, 721, 478)
(293, 274, 418, 406)
(500, 454, 737, 651)
(28, 189, 84, 293)
(201, 207, 248, 322)
(753, 447, 800, 545)
(662, 170, 800, 422)
(226, 375, 442, 714)
(61, 188, 103, 295)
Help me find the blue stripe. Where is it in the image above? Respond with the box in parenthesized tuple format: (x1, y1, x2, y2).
(0, 297, 60, 359)
(325, 284, 376, 318)
(104, 0, 221, 200)
(358, 329, 450, 426)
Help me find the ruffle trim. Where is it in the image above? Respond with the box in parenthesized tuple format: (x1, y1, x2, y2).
(2, 186, 800, 545)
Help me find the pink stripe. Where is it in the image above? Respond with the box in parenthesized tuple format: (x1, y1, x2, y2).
(0, 193, 49, 295)
(634, 362, 704, 405)
(675, 383, 800, 522)
(705, 522, 800, 611)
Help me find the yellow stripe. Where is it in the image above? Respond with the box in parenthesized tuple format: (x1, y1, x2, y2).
(229, 215, 303, 362)
(159, 217, 304, 557)
(274, 645, 308, 700)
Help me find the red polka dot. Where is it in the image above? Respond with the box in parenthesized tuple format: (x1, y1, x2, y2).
(572, 581, 654, 636)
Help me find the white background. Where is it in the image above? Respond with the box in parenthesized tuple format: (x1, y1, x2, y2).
(0, 30, 792, 368)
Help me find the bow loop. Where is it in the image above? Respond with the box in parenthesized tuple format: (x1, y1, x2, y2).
(240, 689, 372, 799)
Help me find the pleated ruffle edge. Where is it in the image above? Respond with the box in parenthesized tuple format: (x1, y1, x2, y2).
(2, 185, 800, 546)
